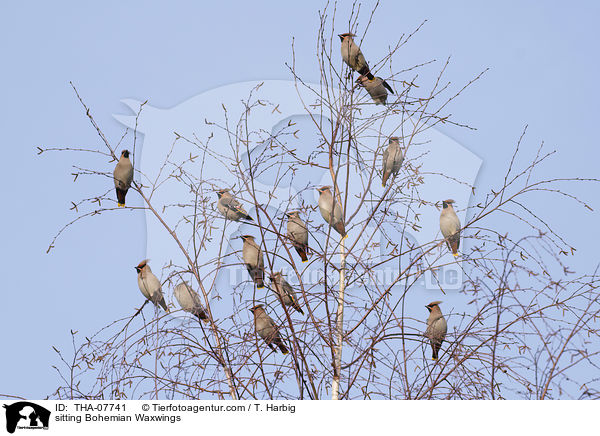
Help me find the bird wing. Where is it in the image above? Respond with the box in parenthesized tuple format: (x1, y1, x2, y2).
(427, 315, 447, 340)
(152, 291, 168, 311)
(267, 315, 280, 333)
(221, 196, 248, 215)
(282, 280, 299, 304)
(382, 79, 394, 94)
(354, 51, 367, 71)
(288, 219, 309, 244)
(382, 147, 390, 172)
(333, 202, 344, 224)
(393, 148, 404, 172)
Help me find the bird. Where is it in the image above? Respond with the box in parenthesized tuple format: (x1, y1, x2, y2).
(382, 136, 404, 187)
(270, 271, 304, 315)
(250, 304, 289, 354)
(216, 189, 253, 222)
(113, 149, 134, 207)
(241, 235, 265, 288)
(316, 186, 347, 238)
(338, 33, 375, 80)
(135, 260, 168, 311)
(440, 199, 461, 257)
(356, 75, 394, 105)
(425, 301, 447, 360)
(286, 211, 309, 262)
(174, 282, 209, 324)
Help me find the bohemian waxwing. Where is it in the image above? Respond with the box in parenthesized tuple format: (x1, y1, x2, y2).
(338, 33, 375, 80)
(113, 149, 134, 207)
(250, 304, 289, 354)
(270, 271, 304, 315)
(286, 211, 309, 262)
(216, 189, 253, 222)
(425, 301, 447, 360)
(316, 186, 347, 238)
(241, 235, 265, 288)
(440, 199, 461, 257)
(356, 74, 394, 105)
(135, 260, 168, 312)
(382, 137, 404, 187)
(174, 282, 209, 324)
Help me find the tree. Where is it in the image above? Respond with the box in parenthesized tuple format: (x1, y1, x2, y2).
(44, 3, 600, 400)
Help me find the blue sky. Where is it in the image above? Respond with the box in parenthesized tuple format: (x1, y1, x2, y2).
(1, 1, 599, 398)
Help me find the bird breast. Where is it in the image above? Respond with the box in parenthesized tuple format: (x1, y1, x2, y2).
(174, 285, 196, 311)
(255, 316, 274, 338)
(243, 244, 262, 267)
(440, 212, 460, 238)
(137, 275, 153, 300)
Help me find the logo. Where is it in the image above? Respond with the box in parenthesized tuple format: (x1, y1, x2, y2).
(114, 80, 481, 308)
(3, 402, 50, 433)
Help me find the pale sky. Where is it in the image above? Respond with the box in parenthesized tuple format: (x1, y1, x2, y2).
(1, 1, 598, 398)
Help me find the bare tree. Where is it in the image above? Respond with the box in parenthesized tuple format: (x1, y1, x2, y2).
(42, 2, 599, 400)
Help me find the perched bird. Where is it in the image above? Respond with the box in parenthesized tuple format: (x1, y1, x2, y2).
(135, 260, 168, 311)
(113, 149, 134, 207)
(316, 186, 347, 238)
(250, 304, 289, 354)
(241, 235, 265, 288)
(338, 33, 375, 80)
(382, 136, 404, 187)
(174, 282, 209, 324)
(216, 189, 253, 222)
(440, 199, 461, 257)
(425, 301, 447, 360)
(286, 211, 309, 262)
(356, 75, 394, 105)
(270, 271, 304, 315)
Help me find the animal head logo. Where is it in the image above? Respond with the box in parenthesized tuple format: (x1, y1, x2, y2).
(3, 402, 50, 433)
(114, 80, 481, 313)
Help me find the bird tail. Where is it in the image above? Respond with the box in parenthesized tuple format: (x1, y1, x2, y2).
(448, 235, 460, 257)
(255, 273, 265, 289)
(274, 339, 289, 355)
(243, 214, 254, 221)
(382, 170, 390, 187)
(359, 66, 375, 81)
(290, 298, 304, 315)
(294, 244, 309, 262)
(116, 188, 127, 207)
(247, 266, 265, 288)
(334, 221, 347, 239)
(154, 295, 168, 312)
(431, 338, 443, 360)
(196, 309, 209, 324)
